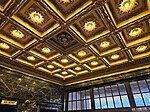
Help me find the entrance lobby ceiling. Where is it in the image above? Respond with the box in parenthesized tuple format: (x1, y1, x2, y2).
(0, 0, 150, 86)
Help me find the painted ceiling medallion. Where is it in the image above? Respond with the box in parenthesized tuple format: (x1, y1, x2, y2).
(61, 58, 69, 63)
(119, 0, 138, 13)
(129, 28, 142, 37)
(100, 41, 110, 48)
(42, 47, 51, 54)
(0, 43, 10, 50)
(29, 11, 44, 24)
(62, 71, 68, 75)
(111, 54, 120, 60)
(27, 56, 36, 61)
(59, 0, 73, 3)
(78, 51, 86, 57)
(84, 21, 96, 32)
(136, 45, 147, 52)
(90, 61, 98, 66)
(11, 30, 24, 39)
(74, 67, 81, 71)
(47, 65, 54, 69)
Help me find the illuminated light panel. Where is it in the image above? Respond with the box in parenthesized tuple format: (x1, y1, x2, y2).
(90, 61, 98, 66)
(129, 28, 142, 37)
(0, 43, 10, 50)
(42, 47, 51, 54)
(47, 65, 54, 69)
(136, 45, 147, 52)
(111, 54, 120, 60)
(62, 71, 68, 75)
(84, 21, 96, 32)
(61, 58, 69, 63)
(74, 67, 82, 71)
(78, 51, 86, 57)
(119, 0, 138, 13)
(100, 41, 110, 48)
(29, 11, 44, 24)
(11, 30, 24, 39)
(59, 0, 72, 3)
(27, 56, 36, 61)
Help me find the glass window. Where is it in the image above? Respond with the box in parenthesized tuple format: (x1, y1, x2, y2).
(99, 87, 105, 97)
(142, 93, 150, 106)
(118, 84, 127, 95)
(111, 85, 119, 96)
(105, 86, 112, 97)
(107, 97, 114, 108)
(138, 80, 149, 92)
(114, 96, 122, 108)
(121, 95, 130, 107)
(101, 98, 107, 109)
(94, 88, 99, 98)
(134, 94, 144, 106)
(95, 98, 100, 109)
(68, 93, 72, 101)
(77, 101, 81, 110)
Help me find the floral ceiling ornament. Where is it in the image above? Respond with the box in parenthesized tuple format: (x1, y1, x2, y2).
(59, 0, 74, 4)
(11, 30, 24, 39)
(84, 21, 96, 32)
(119, 0, 138, 13)
(29, 11, 44, 24)
(129, 27, 143, 37)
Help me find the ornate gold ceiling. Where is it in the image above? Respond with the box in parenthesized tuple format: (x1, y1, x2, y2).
(0, 0, 150, 86)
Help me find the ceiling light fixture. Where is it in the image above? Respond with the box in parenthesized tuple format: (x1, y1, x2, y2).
(84, 21, 96, 32)
(0, 43, 10, 50)
(42, 47, 51, 54)
(62, 71, 68, 75)
(11, 30, 24, 39)
(47, 65, 54, 69)
(119, 0, 138, 13)
(74, 67, 82, 71)
(78, 50, 86, 57)
(29, 11, 44, 24)
(111, 54, 120, 60)
(61, 58, 69, 63)
(129, 28, 142, 37)
(59, 0, 72, 3)
(27, 56, 36, 61)
(100, 41, 110, 48)
(90, 61, 98, 66)
(136, 45, 147, 52)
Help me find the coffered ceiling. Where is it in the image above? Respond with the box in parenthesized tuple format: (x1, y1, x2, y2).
(0, 0, 150, 86)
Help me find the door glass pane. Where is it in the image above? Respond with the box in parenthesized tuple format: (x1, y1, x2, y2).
(77, 101, 81, 110)
(99, 87, 105, 97)
(73, 92, 76, 100)
(81, 91, 86, 99)
(133, 94, 144, 107)
(138, 80, 149, 92)
(94, 88, 99, 98)
(68, 102, 72, 110)
(121, 95, 130, 107)
(143, 93, 150, 106)
(101, 98, 107, 109)
(107, 97, 114, 108)
(86, 99, 91, 109)
(86, 90, 91, 99)
(118, 84, 127, 95)
(130, 82, 140, 93)
(111, 85, 119, 96)
(95, 98, 100, 109)
(72, 101, 76, 110)
(105, 86, 112, 96)
(81, 100, 86, 110)
(68, 93, 72, 101)
(114, 96, 122, 108)
(77, 91, 80, 100)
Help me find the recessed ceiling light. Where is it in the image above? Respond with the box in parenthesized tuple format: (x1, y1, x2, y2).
(42, 47, 51, 54)
(100, 41, 110, 48)
(111, 54, 120, 60)
(27, 56, 35, 61)
(0, 43, 10, 50)
(129, 28, 142, 37)
(90, 61, 98, 66)
(84, 21, 96, 32)
(136, 45, 147, 52)
(11, 30, 24, 39)
(59, 0, 71, 3)
(62, 71, 68, 75)
(47, 65, 54, 69)
(29, 11, 44, 24)
(61, 58, 69, 63)
(119, 0, 138, 13)
(74, 67, 82, 71)
(78, 51, 86, 57)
